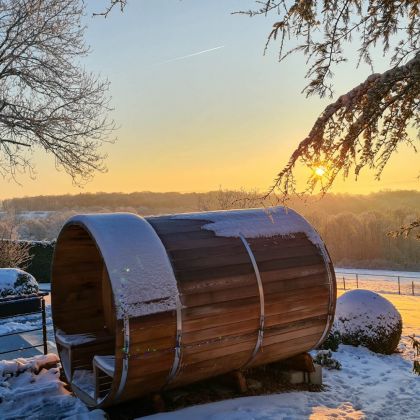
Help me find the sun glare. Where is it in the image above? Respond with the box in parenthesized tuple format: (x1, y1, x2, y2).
(314, 166, 326, 177)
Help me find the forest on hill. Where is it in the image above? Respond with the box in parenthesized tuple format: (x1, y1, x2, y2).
(1, 189, 419, 270)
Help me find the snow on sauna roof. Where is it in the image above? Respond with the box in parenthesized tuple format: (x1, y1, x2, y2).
(170, 206, 324, 246)
(66, 213, 178, 319)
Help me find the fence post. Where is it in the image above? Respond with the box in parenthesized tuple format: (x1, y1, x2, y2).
(343, 276, 346, 290)
(412, 281, 415, 296)
(398, 276, 401, 295)
(41, 298, 48, 355)
(356, 274, 359, 289)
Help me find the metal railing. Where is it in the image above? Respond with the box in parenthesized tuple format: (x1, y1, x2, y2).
(335, 270, 420, 296)
(0, 292, 49, 356)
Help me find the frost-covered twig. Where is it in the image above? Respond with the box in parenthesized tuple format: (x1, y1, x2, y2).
(388, 219, 420, 241)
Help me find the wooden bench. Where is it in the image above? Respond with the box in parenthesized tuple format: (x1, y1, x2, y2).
(55, 329, 114, 380)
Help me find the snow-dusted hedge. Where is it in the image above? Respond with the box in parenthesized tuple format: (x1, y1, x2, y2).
(26, 240, 55, 283)
(0, 268, 39, 298)
(334, 290, 402, 354)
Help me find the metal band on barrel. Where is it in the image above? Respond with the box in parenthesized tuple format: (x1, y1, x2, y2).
(239, 233, 265, 368)
(165, 294, 182, 386)
(114, 316, 130, 402)
(312, 242, 336, 350)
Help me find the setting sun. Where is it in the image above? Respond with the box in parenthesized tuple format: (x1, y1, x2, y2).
(314, 166, 327, 177)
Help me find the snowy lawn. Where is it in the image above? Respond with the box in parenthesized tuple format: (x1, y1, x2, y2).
(144, 291, 420, 420)
(336, 268, 420, 296)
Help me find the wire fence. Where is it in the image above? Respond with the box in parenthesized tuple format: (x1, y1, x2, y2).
(335, 270, 420, 296)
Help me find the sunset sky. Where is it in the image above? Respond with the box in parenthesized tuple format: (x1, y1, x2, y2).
(1, 0, 418, 199)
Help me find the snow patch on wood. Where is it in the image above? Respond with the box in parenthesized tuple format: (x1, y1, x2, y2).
(55, 330, 98, 346)
(171, 207, 320, 242)
(171, 207, 329, 261)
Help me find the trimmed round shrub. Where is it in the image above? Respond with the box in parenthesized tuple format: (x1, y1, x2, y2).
(0, 268, 39, 298)
(334, 290, 402, 354)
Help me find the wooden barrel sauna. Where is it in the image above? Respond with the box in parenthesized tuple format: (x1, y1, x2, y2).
(51, 207, 336, 407)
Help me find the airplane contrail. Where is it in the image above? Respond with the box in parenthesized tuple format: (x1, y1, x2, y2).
(159, 46, 225, 64)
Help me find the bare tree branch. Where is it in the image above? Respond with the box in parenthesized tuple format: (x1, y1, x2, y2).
(0, 0, 115, 184)
(94, 0, 127, 18)
(0, 213, 31, 269)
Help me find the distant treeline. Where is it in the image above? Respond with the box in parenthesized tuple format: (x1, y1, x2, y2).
(305, 209, 420, 271)
(2, 189, 419, 215)
(1, 189, 419, 271)
(1, 191, 201, 215)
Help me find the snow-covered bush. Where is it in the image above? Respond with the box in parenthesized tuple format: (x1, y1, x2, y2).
(0, 268, 39, 298)
(334, 290, 402, 354)
(314, 350, 341, 370)
(319, 330, 341, 352)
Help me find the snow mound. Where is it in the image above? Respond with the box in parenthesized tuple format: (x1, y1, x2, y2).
(0, 268, 39, 298)
(334, 290, 402, 354)
(0, 354, 105, 419)
(0, 353, 58, 376)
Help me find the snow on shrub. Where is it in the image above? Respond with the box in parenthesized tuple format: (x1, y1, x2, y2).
(0, 268, 39, 298)
(314, 350, 341, 370)
(318, 330, 341, 352)
(334, 290, 402, 354)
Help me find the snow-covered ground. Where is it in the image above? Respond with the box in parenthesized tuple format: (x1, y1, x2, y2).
(335, 268, 420, 296)
(0, 354, 105, 420)
(0, 276, 419, 419)
(337, 268, 420, 279)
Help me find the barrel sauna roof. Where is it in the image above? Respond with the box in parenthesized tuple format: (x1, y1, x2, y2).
(66, 207, 328, 320)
